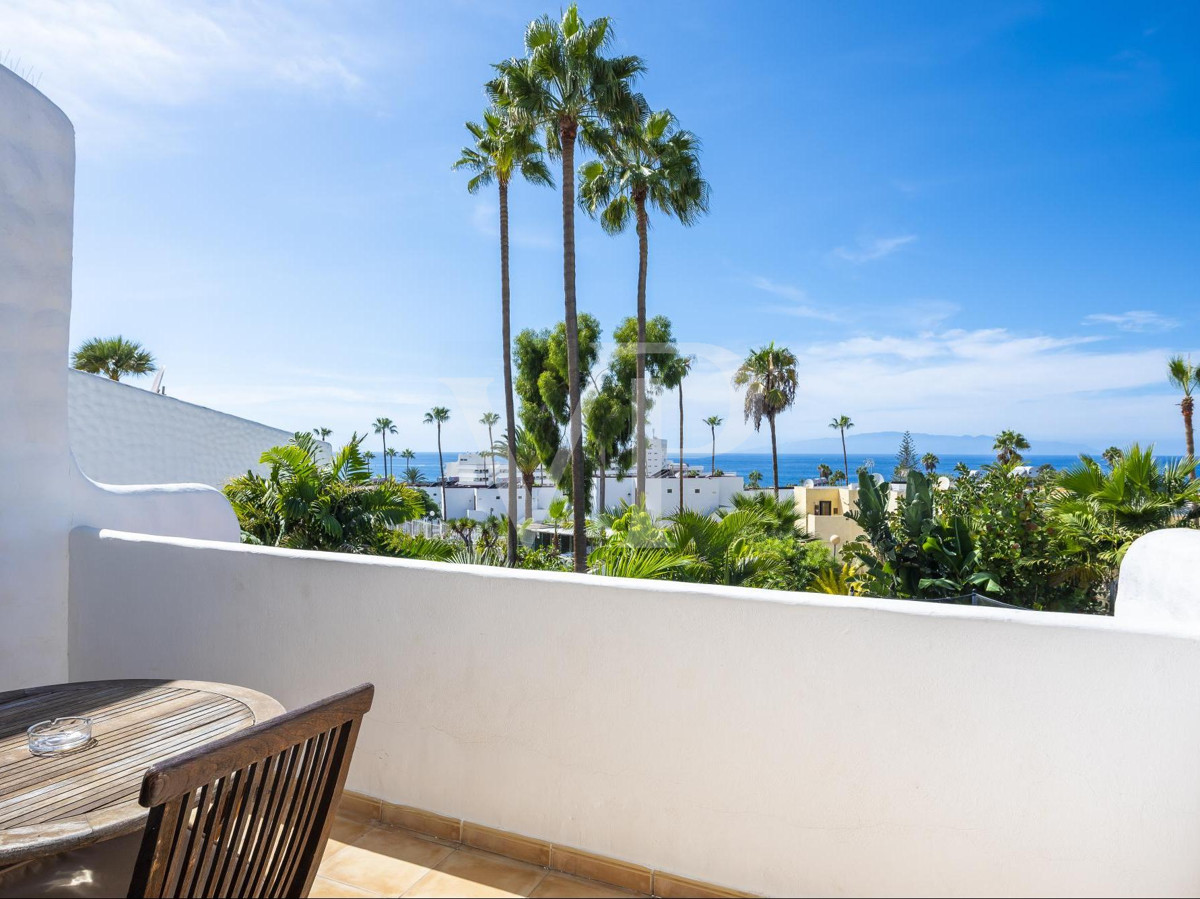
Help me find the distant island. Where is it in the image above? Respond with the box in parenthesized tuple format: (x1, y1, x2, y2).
(778, 431, 1097, 456)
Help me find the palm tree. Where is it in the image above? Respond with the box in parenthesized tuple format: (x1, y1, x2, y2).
(817, 463, 832, 482)
(829, 416, 853, 482)
(71, 336, 156, 381)
(661, 354, 695, 515)
(993, 430, 1031, 466)
(401, 448, 416, 478)
(1168, 354, 1200, 461)
(455, 111, 553, 564)
(497, 427, 542, 522)
(489, 4, 645, 573)
(478, 411, 502, 484)
(733, 343, 799, 498)
(703, 415, 723, 477)
(747, 470, 763, 490)
(363, 450, 376, 473)
(385, 447, 398, 475)
(547, 496, 572, 553)
(579, 109, 709, 506)
(373, 418, 397, 477)
(922, 452, 940, 475)
(312, 426, 333, 441)
(424, 407, 451, 514)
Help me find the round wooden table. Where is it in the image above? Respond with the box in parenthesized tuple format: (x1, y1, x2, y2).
(0, 679, 283, 866)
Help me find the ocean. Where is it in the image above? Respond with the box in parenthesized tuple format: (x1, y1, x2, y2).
(368, 450, 1087, 486)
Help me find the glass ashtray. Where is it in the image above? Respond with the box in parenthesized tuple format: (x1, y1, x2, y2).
(27, 717, 94, 756)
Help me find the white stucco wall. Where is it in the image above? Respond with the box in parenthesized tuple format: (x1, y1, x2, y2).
(1115, 529, 1200, 624)
(0, 67, 76, 687)
(70, 527, 1200, 897)
(68, 370, 302, 487)
(0, 71, 240, 689)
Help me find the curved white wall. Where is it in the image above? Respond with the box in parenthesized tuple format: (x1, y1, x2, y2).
(1115, 528, 1200, 624)
(0, 67, 76, 686)
(68, 370, 300, 488)
(70, 528, 1200, 897)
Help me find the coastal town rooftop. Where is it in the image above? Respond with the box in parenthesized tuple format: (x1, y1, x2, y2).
(7, 68, 1200, 898)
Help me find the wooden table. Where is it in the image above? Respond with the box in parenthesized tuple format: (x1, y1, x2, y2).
(0, 679, 283, 866)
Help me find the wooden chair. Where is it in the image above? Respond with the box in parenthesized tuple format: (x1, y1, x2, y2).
(127, 683, 374, 898)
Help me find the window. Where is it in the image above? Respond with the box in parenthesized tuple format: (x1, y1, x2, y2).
(695, 488, 701, 493)
(816, 501, 832, 515)
(667, 488, 673, 493)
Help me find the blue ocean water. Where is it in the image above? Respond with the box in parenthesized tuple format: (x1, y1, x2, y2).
(368, 450, 1086, 486)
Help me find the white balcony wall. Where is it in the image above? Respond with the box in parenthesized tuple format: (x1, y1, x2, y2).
(70, 527, 1200, 897)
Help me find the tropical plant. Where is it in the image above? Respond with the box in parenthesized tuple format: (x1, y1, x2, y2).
(1167, 354, 1200, 461)
(579, 109, 709, 505)
(513, 315, 601, 509)
(703, 415, 723, 477)
(496, 426, 543, 522)
(723, 490, 800, 538)
(455, 108, 554, 564)
(830, 469, 846, 485)
(846, 469, 1001, 600)
(385, 447, 398, 474)
(1050, 445, 1200, 597)
(922, 452, 940, 475)
(224, 433, 427, 552)
(71, 336, 156, 381)
(817, 463, 832, 482)
(489, 4, 646, 573)
(664, 508, 787, 587)
(993, 429, 1031, 466)
(404, 467, 423, 486)
(373, 417, 397, 477)
(746, 470, 763, 489)
(1101, 446, 1124, 469)
(588, 545, 694, 580)
(583, 372, 632, 516)
(661, 353, 695, 515)
(829, 415, 853, 483)
(312, 427, 333, 441)
(733, 342, 799, 497)
(401, 448, 416, 478)
(423, 407, 451, 514)
(363, 450, 376, 470)
(380, 532, 458, 562)
(810, 561, 862, 596)
(547, 496, 572, 553)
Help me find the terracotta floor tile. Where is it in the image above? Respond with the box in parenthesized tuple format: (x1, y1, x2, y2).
(402, 848, 548, 898)
(528, 871, 647, 898)
(309, 875, 383, 898)
(320, 825, 455, 896)
(325, 817, 374, 858)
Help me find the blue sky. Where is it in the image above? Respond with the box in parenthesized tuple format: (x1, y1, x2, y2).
(5, 1, 1198, 454)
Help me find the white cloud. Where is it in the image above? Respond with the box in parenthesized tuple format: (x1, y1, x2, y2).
(1083, 310, 1178, 333)
(832, 234, 917, 263)
(0, 0, 370, 148)
(749, 276, 839, 320)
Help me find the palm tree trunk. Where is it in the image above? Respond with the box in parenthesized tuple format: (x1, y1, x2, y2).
(634, 193, 649, 508)
(381, 434, 388, 478)
(769, 413, 779, 498)
(437, 425, 446, 516)
(598, 447, 606, 518)
(840, 428, 848, 483)
(524, 476, 533, 523)
(678, 381, 685, 516)
(500, 178, 519, 565)
(1184, 396, 1195, 461)
(561, 119, 587, 573)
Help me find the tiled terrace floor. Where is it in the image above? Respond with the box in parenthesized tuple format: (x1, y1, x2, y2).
(314, 813, 648, 899)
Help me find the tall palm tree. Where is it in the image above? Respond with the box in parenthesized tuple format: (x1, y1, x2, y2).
(662, 354, 695, 515)
(829, 416, 853, 482)
(401, 448, 416, 477)
(1168, 354, 1200, 461)
(922, 452, 940, 475)
(385, 447, 398, 475)
(373, 417, 397, 477)
(71, 336, 156, 382)
(733, 343, 799, 498)
(312, 427, 333, 442)
(993, 430, 1030, 466)
(496, 427, 542, 523)
(424, 407, 451, 514)
(579, 109, 709, 506)
(455, 111, 553, 565)
(704, 415, 723, 476)
(479, 411, 501, 484)
(489, 4, 645, 573)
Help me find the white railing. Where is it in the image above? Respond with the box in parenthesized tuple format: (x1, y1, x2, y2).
(68, 527, 1200, 897)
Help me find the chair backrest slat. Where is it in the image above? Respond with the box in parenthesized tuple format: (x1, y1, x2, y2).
(127, 684, 373, 899)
